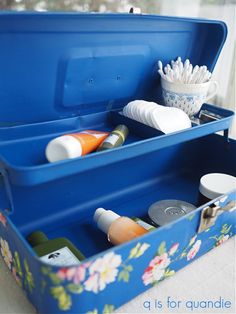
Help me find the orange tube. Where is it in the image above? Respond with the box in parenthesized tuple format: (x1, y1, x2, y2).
(46, 130, 109, 162)
(70, 130, 109, 156)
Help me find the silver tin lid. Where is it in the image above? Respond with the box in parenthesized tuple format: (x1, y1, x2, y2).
(148, 199, 196, 226)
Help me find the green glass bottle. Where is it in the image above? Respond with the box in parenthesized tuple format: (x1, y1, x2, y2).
(132, 217, 156, 231)
(97, 124, 129, 151)
(27, 231, 85, 266)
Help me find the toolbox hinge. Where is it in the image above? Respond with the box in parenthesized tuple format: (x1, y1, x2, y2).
(198, 200, 236, 233)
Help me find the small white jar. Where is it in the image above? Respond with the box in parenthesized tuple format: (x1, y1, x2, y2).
(198, 173, 236, 205)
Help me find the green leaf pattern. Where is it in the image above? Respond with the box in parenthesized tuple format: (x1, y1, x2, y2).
(24, 259, 35, 293)
(119, 243, 149, 283)
(51, 286, 72, 311)
(210, 223, 233, 246)
(102, 304, 115, 314)
(86, 304, 114, 314)
(157, 241, 166, 256)
(66, 283, 83, 294)
(0, 237, 34, 293)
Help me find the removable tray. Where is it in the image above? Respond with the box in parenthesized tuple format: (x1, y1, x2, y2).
(0, 103, 234, 187)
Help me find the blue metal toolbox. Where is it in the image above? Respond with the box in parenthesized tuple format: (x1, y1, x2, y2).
(0, 12, 235, 314)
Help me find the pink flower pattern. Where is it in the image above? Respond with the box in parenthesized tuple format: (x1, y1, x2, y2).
(142, 253, 171, 286)
(57, 263, 90, 284)
(187, 240, 202, 261)
(216, 234, 229, 246)
(0, 238, 12, 269)
(0, 213, 7, 227)
(169, 243, 179, 256)
(12, 267, 22, 286)
(84, 252, 122, 293)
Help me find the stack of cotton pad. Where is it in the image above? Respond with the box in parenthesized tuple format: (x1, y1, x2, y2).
(123, 100, 191, 134)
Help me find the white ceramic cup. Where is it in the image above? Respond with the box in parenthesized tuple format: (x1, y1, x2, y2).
(161, 78, 219, 116)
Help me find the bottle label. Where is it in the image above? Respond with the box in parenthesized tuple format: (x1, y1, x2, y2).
(134, 219, 155, 231)
(40, 247, 81, 266)
(103, 134, 120, 145)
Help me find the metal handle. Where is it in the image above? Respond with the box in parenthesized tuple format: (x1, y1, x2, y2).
(198, 200, 236, 233)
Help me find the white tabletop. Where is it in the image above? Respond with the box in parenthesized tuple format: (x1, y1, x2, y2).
(0, 237, 235, 314)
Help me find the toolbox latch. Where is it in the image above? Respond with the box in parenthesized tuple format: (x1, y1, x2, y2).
(198, 200, 236, 233)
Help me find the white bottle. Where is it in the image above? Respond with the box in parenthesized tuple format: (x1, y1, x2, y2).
(94, 208, 148, 245)
(45, 130, 108, 162)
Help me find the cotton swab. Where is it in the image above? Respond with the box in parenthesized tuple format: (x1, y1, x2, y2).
(189, 65, 199, 83)
(157, 57, 213, 84)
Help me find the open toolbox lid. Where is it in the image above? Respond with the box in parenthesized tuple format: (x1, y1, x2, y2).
(0, 12, 234, 199)
(0, 11, 229, 125)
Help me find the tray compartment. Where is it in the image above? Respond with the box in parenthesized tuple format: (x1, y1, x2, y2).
(0, 104, 234, 188)
(0, 110, 161, 168)
(22, 171, 200, 258)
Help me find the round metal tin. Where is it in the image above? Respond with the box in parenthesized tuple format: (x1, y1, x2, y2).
(148, 199, 196, 226)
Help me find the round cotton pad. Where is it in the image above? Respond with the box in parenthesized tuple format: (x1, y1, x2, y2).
(147, 103, 166, 129)
(136, 101, 145, 123)
(152, 106, 191, 134)
(143, 105, 153, 125)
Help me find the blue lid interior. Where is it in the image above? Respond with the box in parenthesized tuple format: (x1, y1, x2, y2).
(0, 12, 227, 125)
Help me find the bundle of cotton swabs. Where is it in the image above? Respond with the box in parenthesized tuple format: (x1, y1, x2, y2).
(158, 57, 212, 84)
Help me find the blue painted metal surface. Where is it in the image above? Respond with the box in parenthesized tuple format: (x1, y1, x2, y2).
(0, 12, 235, 314)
